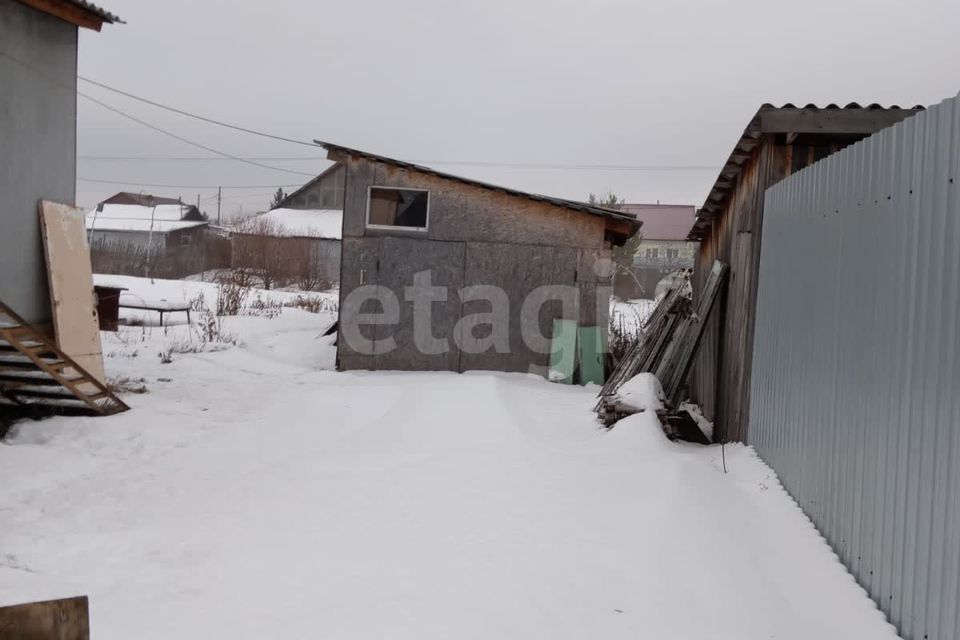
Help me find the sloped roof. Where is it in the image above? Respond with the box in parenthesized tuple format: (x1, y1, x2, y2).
(16, 0, 122, 29)
(65, 0, 121, 22)
(617, 204, 695, 241)
(86, 204, 207, 233)
(689, 102, 925, 240)
(234, 208, 342, 240)
(315, 141, 641, 232)
(277, 164, 341, 209)
(104, 192, 184, 207)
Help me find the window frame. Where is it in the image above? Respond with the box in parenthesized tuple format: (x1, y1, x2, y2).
(365, 185, 430, 233)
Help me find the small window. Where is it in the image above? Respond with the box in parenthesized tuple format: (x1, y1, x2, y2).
(367, 187, 429, 230)
(180, 235, 193, 246)
(666, 248, 679, 259)
(645, 248, 659, 259)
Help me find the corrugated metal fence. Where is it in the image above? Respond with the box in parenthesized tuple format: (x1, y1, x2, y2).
(750, 94, 960, 640)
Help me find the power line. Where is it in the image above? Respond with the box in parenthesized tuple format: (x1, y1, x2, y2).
(77, 154, 720, 171)
(78, 92, 316, 178)
(78, 75, 320, 148)
(78, 176, 305, 189)
(0, 49, 320, 180)
(8, 50, 722, 176)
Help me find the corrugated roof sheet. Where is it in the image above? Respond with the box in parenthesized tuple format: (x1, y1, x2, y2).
(315, 141, 642, 231)
(689, 103, 926, 240)
(66, 0, 122, 23)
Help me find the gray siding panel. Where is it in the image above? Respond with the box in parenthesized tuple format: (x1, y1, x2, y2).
(0, 1, 78, 322)
(336, 236, 380, 371)
(341, 158, 606, 248)
(460, 242, 578, 374)
(373, 236, 465, 372)
(750, 94, 960, 640)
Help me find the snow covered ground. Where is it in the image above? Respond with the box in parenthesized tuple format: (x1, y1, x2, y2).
(0, 277, 898, 639)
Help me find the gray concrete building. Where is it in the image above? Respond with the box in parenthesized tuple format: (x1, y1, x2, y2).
(0, 0, 120, 322)
(320, 142, 641, 375)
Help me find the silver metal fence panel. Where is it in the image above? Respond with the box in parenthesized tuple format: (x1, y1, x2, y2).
(750, 94, 960, 640)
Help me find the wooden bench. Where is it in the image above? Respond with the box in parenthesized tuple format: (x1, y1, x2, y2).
(118, 298, 192, 326)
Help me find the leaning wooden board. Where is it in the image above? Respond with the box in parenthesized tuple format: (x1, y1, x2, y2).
(38, 200, 106, 384)
(0, 595, 89, 640)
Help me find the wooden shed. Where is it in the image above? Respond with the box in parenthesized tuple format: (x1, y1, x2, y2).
(320, 142, 640, 376)
(688, 103, 923, 442)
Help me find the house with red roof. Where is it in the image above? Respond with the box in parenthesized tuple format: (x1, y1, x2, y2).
(615, 203, 697, 297)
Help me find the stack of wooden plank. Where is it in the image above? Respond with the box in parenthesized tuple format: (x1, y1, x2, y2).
(596, 261, 727, 429)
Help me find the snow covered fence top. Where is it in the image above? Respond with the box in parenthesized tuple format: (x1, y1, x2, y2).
(233, 208, 343, 240)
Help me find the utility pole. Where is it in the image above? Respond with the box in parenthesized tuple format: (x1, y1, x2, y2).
(217, 186, 222, 224)
(196, 193, 200, 210)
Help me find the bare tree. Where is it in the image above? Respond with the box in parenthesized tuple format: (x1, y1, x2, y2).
(232, 217, 290, 290)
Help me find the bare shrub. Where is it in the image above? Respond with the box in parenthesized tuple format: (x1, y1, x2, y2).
(216, 268, 256, 289)
(188, 292, 207, 313)
(216, 281, 249, 316)
(244, 293, 283, 318)
(284, 295, 337, 315)
(231, 218, 290, 290)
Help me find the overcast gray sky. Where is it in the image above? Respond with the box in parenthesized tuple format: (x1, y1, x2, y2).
(76, 0, 960, 220)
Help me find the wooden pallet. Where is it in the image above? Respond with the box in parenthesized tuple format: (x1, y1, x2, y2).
(0, 301, 128, 416)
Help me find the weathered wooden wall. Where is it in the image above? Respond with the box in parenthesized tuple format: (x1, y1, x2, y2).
(336, 157, 613, 374)
(689, 136, 788, 442)
(689, 106, 925, 443)
(0, 596, 89, 640)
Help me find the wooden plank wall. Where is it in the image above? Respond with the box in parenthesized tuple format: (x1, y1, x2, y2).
(689, 137, 788, 442)
(0, 596, 89, 640)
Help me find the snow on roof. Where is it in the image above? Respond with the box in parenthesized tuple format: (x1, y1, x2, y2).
(234, 208, 342, 240)
(86, 204, 208, 233)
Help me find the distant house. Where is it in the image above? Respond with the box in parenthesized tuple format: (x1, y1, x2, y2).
(232, 208, 342, 289)
(0, 0, 120, 323)
(86, 201, 208, 252)
(615, 203, 697, 298)
(86, 198, 210, 278)
(100, 191, 185, 207)
(276, 164, 345, 210)
(318, 141, 640, 376)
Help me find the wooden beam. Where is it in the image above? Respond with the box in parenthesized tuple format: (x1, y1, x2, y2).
(15, 0, 104, 30)
(760, 108, 920, 135)
(325, 148, 348, 163)
(604, 217, 637, 242)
